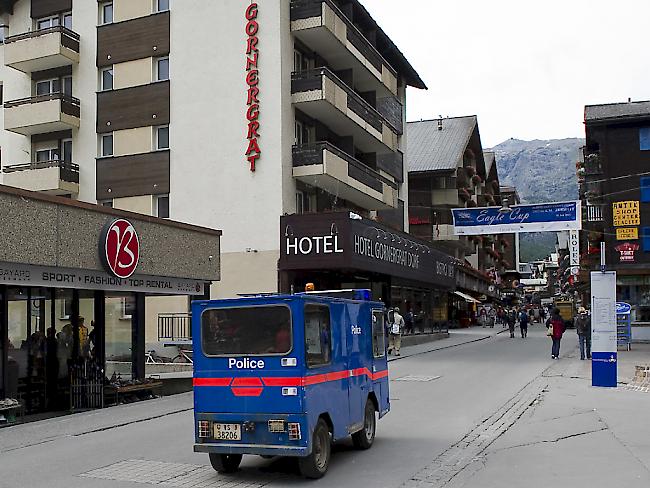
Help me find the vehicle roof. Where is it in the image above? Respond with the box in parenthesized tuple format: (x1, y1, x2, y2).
(193, 294, 385, 308)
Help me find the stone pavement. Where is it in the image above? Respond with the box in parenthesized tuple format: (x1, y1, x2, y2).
(403, 334, 650, 488)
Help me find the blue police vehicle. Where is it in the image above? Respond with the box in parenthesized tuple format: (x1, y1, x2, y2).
(192, 290, 389, 478)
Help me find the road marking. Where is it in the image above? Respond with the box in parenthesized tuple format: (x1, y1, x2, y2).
(394, 375, 441, 382)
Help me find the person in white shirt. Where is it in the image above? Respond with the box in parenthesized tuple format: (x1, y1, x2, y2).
(388, 307, 405, 356)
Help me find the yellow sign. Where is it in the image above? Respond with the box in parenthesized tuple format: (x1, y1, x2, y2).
(613, 201, 640, 226)
(616, 227, 639, 240)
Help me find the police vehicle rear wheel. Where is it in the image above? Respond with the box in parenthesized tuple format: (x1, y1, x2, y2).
(352, 400, 376, 449)
(298, 419, 331, 479)
(209, 453, 242, 473)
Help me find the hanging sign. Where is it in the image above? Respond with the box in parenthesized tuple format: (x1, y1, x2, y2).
(591, 271, 617, 388)
(612, 201, 640, 226)
(614, 242, 639, 263)
(616, 228, 638, 240)
(451, 201, 581, 235)
(616, 302, 632, 315)
(244, 3, 261, 172)
(569, 230, 580, 266)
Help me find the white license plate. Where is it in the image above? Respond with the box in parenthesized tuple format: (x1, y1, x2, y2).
(213, 423, 241, 441)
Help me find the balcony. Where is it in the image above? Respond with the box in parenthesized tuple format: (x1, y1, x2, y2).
(585, 204, 605, 223)
(4, 93, 80, 136)
(291, 0, 398, 96)
(293, 141, 398, 210)
(292, 68, 398, 152)
(4, 26, 80, 74)
(2, 160, 79, 196)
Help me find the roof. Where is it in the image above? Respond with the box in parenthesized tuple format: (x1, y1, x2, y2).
(585, 100, 650, 123)
(483, 151, 496, 174)
(348, 0, 427, 89)
(406, 116, 477, 173)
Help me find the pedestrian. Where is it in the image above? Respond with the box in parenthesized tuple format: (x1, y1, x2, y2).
(498, 307, 506, 328)
(508, 308, 516, 338)
(519, 308, 529, 338)
(404, 308, 414, 335)
(488, 307, 496, 328)
(479, 307, 487, 327)
(546, 308, 565, 359)
(388, 307, 405, 356)
(574, 307, 592, 360)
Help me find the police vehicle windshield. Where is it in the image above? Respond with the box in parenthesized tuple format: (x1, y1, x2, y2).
(201, 306, 292, 356)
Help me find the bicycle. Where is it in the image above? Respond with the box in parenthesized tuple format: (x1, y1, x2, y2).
(145, 350, 171, 364)
(172, 347, 193, 364)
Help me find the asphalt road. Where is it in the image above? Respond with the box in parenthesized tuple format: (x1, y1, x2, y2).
(0, 325, 566, 488)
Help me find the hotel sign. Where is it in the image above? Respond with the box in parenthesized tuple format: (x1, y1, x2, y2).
(280, 213, 456, 289)
(613, 201, 640, 227)
(244, 2, 261, 172)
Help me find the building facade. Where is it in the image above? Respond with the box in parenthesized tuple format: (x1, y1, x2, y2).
(0, 0, 426, 302)
(582, 101, 650, 324)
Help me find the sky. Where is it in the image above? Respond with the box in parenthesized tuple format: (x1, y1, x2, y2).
(365, 0, 650, 147)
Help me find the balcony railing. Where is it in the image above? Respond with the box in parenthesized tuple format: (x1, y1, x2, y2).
(290, 0, 397, 77)
(292, 68, 396, 134)
(4, 92, 80, 117)
(158, 313, 192, 342)
(293, 141, 397, 193)
(5, 25, 80, 52)
(585, 204, 604, 222)
(3, 160, 79, 183)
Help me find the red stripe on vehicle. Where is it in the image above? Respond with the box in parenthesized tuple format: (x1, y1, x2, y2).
(231, 387, 264, 397)
(262, 377, 303, 387)
(193, 377, 232, 387)
(231, 377, 263, 387)
(372, 370, 389, 380)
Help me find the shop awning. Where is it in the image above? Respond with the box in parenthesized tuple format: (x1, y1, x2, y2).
(454, 291, 482, 304)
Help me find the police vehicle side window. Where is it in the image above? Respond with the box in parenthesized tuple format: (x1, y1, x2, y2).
(372, 310, 386, 358)
(304, 304, 331, 368)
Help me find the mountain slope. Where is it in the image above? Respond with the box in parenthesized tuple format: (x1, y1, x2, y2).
(491, 138, 583, 262)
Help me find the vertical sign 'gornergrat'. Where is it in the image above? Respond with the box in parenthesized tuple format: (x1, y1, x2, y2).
(245, 3, 261, 172)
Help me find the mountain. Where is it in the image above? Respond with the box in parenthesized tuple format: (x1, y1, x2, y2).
(490, 138, 584, 262)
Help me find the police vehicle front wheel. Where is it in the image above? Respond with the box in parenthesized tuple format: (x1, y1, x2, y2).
(209, 453, 242, 474)
(298, 419, 331, 479)
(352, 400, 376, 449)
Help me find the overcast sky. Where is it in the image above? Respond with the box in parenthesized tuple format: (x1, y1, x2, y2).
(366, 0, 650, 147)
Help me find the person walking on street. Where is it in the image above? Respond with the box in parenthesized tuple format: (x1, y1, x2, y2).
(404, 308, 414, 335)
(388, 307, 405, 356)
(507, 308, 516, 338)
(547, 308, 565, 359)
(519, 308, 529, 338)
(488, 307, 496, 328)
(575, 307, 592, 360)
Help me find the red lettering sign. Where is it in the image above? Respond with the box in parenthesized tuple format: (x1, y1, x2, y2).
(245, 3, 261, 172)
(101, 219, 140, 279)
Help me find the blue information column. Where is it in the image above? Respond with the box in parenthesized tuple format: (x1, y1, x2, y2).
(590, 272, 618, 387)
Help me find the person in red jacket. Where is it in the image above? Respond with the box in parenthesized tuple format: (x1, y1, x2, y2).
(546, 308, 565, 359)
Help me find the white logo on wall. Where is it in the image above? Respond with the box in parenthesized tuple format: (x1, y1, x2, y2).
(286, 235, 344, 255)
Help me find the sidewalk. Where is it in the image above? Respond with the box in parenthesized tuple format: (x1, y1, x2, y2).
(437, 337, 650, 487)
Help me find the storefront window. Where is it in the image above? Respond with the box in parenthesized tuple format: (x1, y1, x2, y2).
(105, 293, 135, 380)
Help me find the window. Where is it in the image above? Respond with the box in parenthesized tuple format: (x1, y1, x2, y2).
(62, 76, 72, 96)
(37, 15, 60, 30)
(120, 297, 134, 319)
(372, 309, 386, 358)
(294, 120, 312, 146)
(63, 12, 72, 29)
(36, 78, 60, 96)
(100, 67, 113, 91)
(62, 139, 72, 163)
(304, 304, 331, 368)
(156, 0, 170, 12)
(293, 49, 310, 72)
(155, 126, 169, 150)
(155, 195, 169, 218)
(640, 128, 650, 151)
(101, 134, 114, 157)
(642, 177, 650, 203)
(643, 228, 650, 252)
(36, 148, 58, 162)
(295, 191, 315, 214)
(156, 57, 169, 81)
(296, 191, 305, 214)
(101, 2, 113, 24)
(201, 306, 292, 356)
